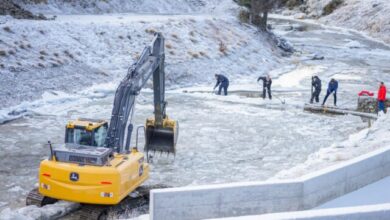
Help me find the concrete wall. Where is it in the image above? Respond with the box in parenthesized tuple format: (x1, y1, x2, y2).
(150, 146, 390, 220)
(210, 204, 390, 220)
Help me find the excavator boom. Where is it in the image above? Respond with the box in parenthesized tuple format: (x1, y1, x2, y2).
(105, 33, 178, 155)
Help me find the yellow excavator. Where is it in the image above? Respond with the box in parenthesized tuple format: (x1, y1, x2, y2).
(26, 33, 178, 219)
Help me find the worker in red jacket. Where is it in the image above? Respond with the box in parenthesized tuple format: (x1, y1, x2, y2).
(378, 82, 387, 113)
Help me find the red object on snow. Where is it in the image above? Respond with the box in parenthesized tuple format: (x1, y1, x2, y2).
(358, 90, 374, 97)
(378, 85, 387, 101)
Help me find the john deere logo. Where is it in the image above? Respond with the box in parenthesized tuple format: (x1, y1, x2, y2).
(70, 172, 79, 181)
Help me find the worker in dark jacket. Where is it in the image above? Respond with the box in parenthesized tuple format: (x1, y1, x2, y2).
(310, 76, 321, 104)
(257, 74, 272, 99)
(214, 74, 229, 96)
(322, 78, 338, 106)
(377, 82, 387, 113)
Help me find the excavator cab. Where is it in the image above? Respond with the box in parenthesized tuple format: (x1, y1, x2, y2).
(145, 117, 178, 156)
(65, 119, 108, 147)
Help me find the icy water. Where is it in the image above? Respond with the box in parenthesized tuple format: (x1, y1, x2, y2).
(1, 16, 390, 216)
(0, 90, 364, 210)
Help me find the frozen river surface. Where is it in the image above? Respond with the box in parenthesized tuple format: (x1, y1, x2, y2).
(0, 88, 365, 210)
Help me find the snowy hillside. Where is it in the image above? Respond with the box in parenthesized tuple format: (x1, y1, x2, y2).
(293, 0, 390, 44)
(320, 0, 390, 44)
(0, 13, 281, 111)
(18, 0, 236, 15)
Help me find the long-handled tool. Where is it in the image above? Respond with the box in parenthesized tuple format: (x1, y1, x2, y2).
(257, 81, 286, 105)
(273, 93, 286, 105)
(310, 76, 314, 104)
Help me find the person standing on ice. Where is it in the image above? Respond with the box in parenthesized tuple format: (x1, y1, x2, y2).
(213, 74, 229, 96)
(257, 74, 272, 100)
(322, 78, 338, 106)
(377, 82, 387, 113)
(310, 76, 321, 104)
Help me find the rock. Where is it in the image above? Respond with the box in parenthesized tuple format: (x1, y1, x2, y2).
(311, 53, 324, 60)
(294, 12, 306, 19)
(269, 31, 295, 53)
(292, 24, 307, 31)
(281, 10, 293, 16)
(357, 96, 390, 113)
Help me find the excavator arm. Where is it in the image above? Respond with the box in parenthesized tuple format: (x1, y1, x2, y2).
(105, 33, 177, 155)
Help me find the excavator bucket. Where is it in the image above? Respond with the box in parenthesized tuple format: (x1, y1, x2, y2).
(145, 117, 178, 156)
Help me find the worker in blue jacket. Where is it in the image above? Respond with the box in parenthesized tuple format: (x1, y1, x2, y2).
(310, 76, 321, 104)
(322, 78, 338, 106)
(213, 74, 229, 96)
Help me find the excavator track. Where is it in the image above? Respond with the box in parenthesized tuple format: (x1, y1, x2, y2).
(75, 184, 169, 220)
(78, 205, 109, 220)
(26, 188, 57, 207)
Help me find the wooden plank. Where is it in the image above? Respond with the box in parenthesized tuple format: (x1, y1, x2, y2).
(303, 103, 378, 119)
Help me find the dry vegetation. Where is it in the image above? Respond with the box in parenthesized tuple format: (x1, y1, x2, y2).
(219, 41, 228, 55)
(323, 0, 344, 15)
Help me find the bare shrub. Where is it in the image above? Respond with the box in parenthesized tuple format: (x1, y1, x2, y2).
(190, 38, 198, 44)
(219, 41, 228, 55)
(188, 52, 199, 58)
(323, 0, 344, 16)
(199, 51, 208, 57)
(171, 34, 179, 39)
(145, 28, 157, 34)
(238, 9, 250, 23)
(166, 43, 173, 49)
(64, 50, 74, 59)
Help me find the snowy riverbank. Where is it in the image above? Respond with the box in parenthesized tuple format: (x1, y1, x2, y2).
(0, 11, 281, 113)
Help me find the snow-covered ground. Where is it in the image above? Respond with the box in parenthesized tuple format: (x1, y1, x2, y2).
(284, 0, 390, 44)
(20, 0, 235, 15)
(321, 0, 390, 44)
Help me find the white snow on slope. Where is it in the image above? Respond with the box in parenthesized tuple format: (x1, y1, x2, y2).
(272, 111, 390, 180)
(19, 0, 237, 15)
(304, 0, 390, 43)
(0, 12, 280, 111)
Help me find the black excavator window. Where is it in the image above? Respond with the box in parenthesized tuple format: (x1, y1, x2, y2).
(65, 125, 108, 147)
(66, 128, 93, 146)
